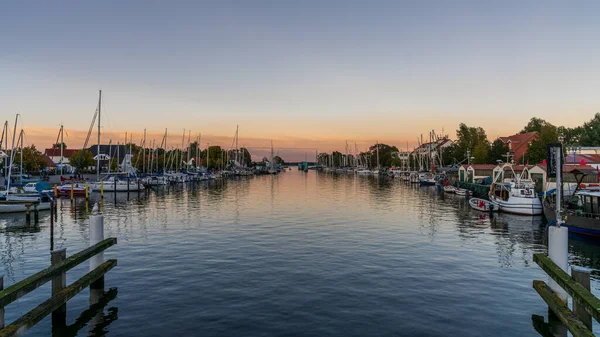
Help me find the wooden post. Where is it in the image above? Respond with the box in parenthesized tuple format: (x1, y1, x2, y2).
(51, 249, 67, 330)
(53, 184, 58, 198)
(0, 274, 4, 329)
(89, 214, 105, 289)
(85, 183, 89, 200)
(50, 199, 54, 251)
(100, 181, 104, 198)
(113, 179, 117, 194)
(572, 266, 592, 330)
(70, 183, 74, 202)
(34, 203, 39, 224)
(25, 204, 31, 224)
(127, 178, 130, 193)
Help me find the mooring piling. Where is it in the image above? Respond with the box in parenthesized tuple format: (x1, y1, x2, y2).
(51, 248, 67, 329)
(0, 275, 4, 329)
(89, 209, 105, 289)
(25, 204, 31, 224)
(548, 226, 568, 302)
(33, 204, 39, 224)
(572, 266, 592, 330)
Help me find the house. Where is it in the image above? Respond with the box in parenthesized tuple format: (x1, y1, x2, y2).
(498, 131, 538, 164)
(87, 144, 127, 170)
(44, 148, 78, 165)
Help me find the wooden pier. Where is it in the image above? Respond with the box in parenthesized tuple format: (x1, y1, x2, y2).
(0, 212, 117, 337)
(533, 253, 598, 337)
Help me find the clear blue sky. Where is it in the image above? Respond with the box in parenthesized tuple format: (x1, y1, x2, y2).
(1, 1, 599, 157)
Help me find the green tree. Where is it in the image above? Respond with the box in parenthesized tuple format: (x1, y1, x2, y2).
(520, 117, 550, 134)
(273, 156, 284, 165)
(52, 142, 67, 149)
(368, 143, 399, 168)
(16, 145, 46, 172)
(472, 142, 490, 164)
(206, 146, 225, 169)
(579, 113, 600, 146)
(71, 149, 95, 171)
(524, 123, 558, 164)
(454, 123, 489, 162)
(488, 139, 509, 163)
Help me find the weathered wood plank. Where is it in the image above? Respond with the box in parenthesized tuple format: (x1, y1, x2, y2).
(0, 238, 116, 307)
(534, 253, 600, 323)
(0, 259, 117, 337)
(533, 280, 595, 337)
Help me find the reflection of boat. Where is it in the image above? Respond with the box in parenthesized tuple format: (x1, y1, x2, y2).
(489, 164, 542, 215)
(469, 197, 497, 212)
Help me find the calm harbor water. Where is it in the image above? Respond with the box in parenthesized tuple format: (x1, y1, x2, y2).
(2, 171, 600, 336)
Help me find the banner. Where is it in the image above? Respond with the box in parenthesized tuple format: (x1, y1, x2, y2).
(546, 143, 563, 178)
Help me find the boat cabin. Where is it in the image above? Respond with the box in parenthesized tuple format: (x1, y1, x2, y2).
(576, 191, 600, 218)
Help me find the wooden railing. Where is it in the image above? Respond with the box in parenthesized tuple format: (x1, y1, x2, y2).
(533, 253, 598, 337)
(0, 235, 117, 337)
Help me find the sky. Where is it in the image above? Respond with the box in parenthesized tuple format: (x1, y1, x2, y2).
(1, 1, 600, 161)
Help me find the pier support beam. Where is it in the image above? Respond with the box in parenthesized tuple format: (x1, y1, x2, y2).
(0, 275, 4, 329)
(572, 267, 592, 330)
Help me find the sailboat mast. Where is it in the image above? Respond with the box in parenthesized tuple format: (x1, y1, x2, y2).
(97, 90, 101, 180)
(60, 125, 64, 176)
(143, 129, 146, 174)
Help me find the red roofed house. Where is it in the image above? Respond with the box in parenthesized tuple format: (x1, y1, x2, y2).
(498, 131, 538, 164)
(44, 148, 78, 166)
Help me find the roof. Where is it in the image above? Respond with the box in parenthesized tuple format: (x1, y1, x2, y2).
(531, 164, 598, 173)
(42, 154, 56, 167)
(499, 132, 538, 151)
(461, 164, 498, 170)
(44, 148, 78, 157)
(564, 153, 600, 164)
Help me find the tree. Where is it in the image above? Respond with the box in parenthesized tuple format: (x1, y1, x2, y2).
(71, 150, 95, 171)
(524, 123, 558, 164)
(578, 113, 600, 146)
(368, 143, 399, 168)
(472, 142, 490, 164)
(454, 123, 489, 162)
(273, 156, 284, 165)
(15, 145, 46, 172)
(520, 117, 550, 134)
(488, 139, 509, 163)
(52, 142, 67, 149)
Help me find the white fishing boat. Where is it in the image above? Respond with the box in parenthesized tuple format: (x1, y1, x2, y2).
(443, 185, 456, 193)
(488, 164, 542, 215)
(469, 197, 497, 212)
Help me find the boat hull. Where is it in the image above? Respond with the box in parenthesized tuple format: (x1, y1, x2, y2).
(0, 202, 51, 213)
(469, 198, 498, 212)
(543, 202, 600, 236)
(489, 195, 543, 215)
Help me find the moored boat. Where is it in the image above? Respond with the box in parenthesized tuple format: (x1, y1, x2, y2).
(469, 197, 497, 212)
(443, 185, 456, 193)
(488, 164, 542, 216)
